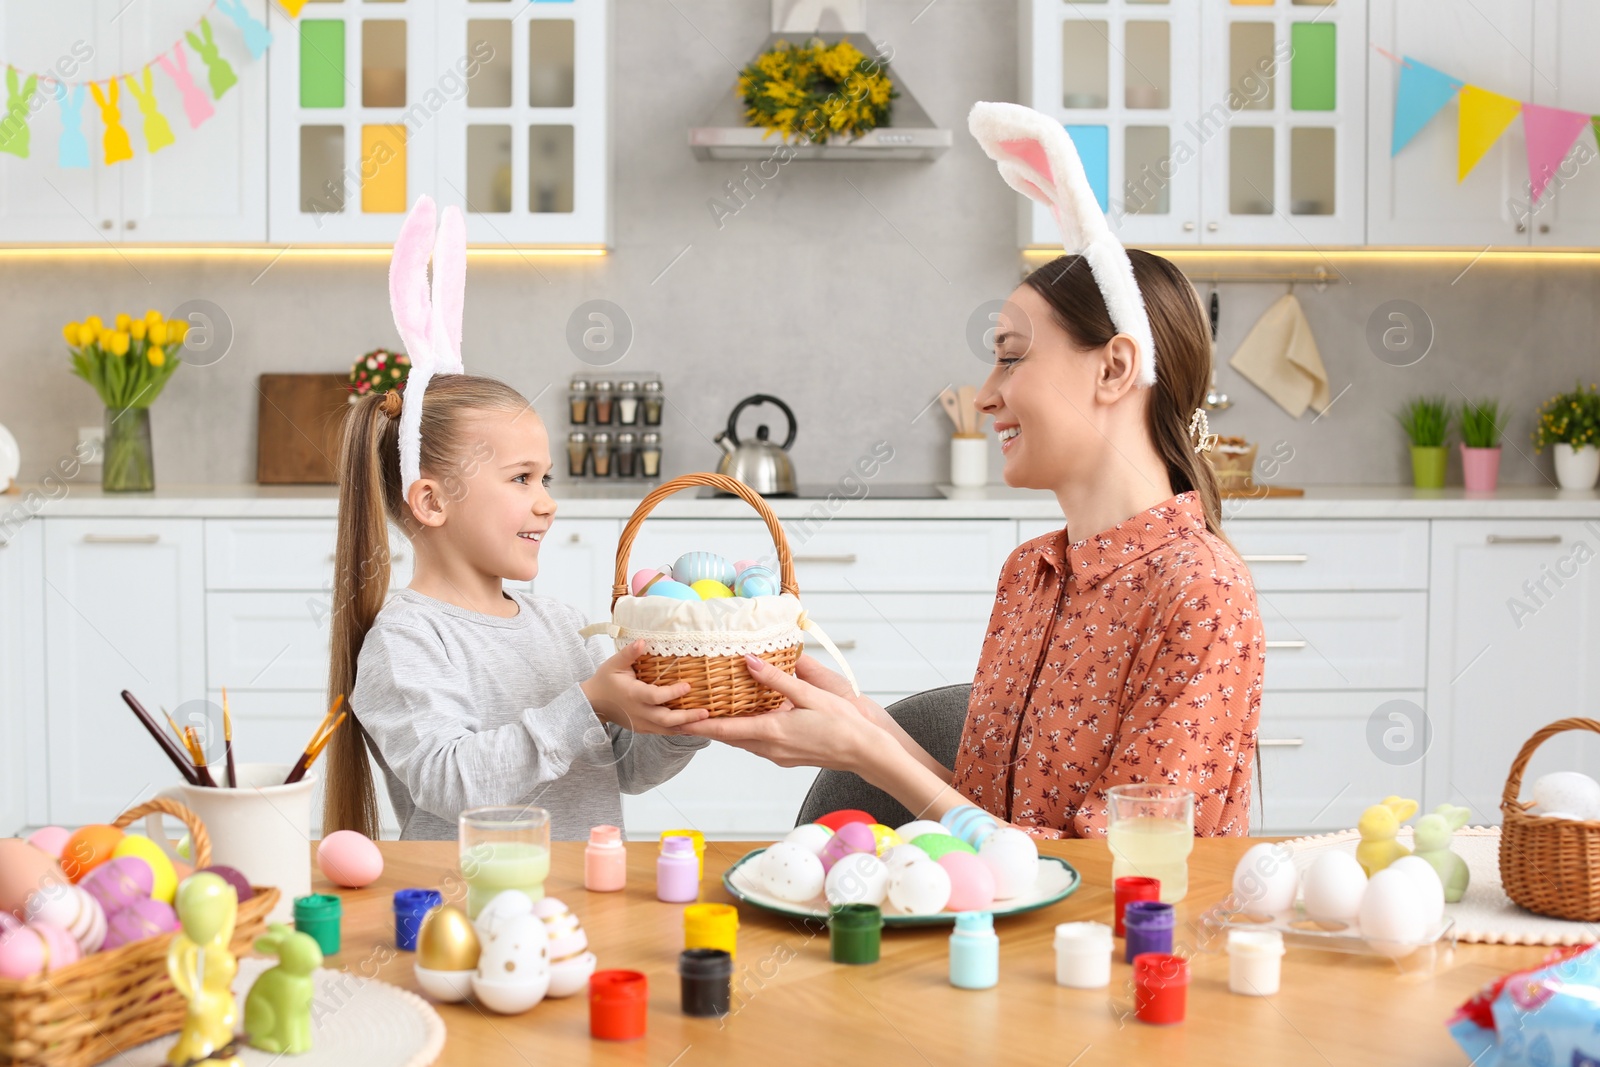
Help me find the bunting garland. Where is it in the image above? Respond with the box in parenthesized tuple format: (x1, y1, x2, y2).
(0, 0, 301, 167)
(1383, 47, 1600, 206)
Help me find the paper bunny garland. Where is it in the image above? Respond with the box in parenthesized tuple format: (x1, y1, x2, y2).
(390, 194, 467, 497)
(967, 101, 1158, 386)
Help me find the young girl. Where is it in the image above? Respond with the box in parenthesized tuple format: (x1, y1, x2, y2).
(322, 198, 707, 841)
(677, 102, 1264, 838)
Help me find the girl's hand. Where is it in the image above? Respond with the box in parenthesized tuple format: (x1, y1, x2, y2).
(581, 640, 710, 735)
(670, 655, 888, 771)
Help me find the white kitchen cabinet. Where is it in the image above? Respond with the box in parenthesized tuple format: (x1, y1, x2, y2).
(1425, 520, 1600, 822)
(0, 522, 45, 835)
(204, 518, 412, 593)
(0, 0, 266, 243)
(621, 744, 819, 841)
(1258, 591, 1429, 691)
(1367, 0, 1535, 246)
(1528, 0, 1600, 245)
(42, 518, 206, 826)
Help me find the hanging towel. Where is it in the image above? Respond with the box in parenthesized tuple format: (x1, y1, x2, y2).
(1228, 292, 1331, 418)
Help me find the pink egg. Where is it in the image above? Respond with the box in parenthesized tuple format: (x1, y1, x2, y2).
(938, 852, 997, 913)
(25, 827, 71, 860)
(318, 830, 384, 888)
(102, 898, 178, 950)
(818, 822, 877, 874)
(0, 920, 83, 975)
(630, 567, 672, 596)
(732, 560, 761, 576)
(82, 857, 154, 915)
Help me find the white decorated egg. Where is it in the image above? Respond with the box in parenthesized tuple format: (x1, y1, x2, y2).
(887, 859, 952, 915)
(1358, 868, 1428, 949)
(473, 913, 550, 1014)
(782, 824, 834, 857)
(473, 889, 535, 940)
(1532, 772, 1600, 821)
(1232, 842, 1298, 914)
(882, 844, 932, 873)
(1387, 855, 1445, 929)
(531, 898, 595, 998)
(824, 852, 889, 907)
(894, 820, 947, 844)
(977, 828, 1039, 901)
(673, 552, 735, 587)
(759, 843, 825, 903)
(1300, 850, 1366, 923)
(23, 884, 105, 954)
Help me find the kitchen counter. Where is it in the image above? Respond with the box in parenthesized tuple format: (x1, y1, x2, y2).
(8, 481, 1600, 521)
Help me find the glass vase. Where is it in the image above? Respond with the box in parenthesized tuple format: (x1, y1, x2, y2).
(103, 406, 154, 492)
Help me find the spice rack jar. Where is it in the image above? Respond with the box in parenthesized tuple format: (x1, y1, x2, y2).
(566, 375, 664, 481)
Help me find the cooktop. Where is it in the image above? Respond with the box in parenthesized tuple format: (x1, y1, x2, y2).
(695, 483, 946, 500)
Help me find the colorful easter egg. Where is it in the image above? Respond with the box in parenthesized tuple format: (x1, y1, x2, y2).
(81, 856, 154, 915)
(818, 822, 877, 874)
(732, 559, 762, 576)
(938, 852, 997, 913)
(673, 552, 735, 587)
(815, 810, 875, 832)
(690, 579, 734, 600)
(0, 838, 67, 917)
(645, 579, 700, 600)
(866, 824, 903, 856)
(630, 567, 673, 596)
(734, 566, 780, 598)
(25, 827, 70, 860)
(910, 833, 975, 862)
(196, 865, 253, 903)
(318, 830, 384, 888)
(111, 835, 178, 905)
(60, 825, 124, 883)
(101, 898, 178, 950)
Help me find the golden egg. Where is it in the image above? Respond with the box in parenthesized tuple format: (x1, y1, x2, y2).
(417, 905, 480, 971)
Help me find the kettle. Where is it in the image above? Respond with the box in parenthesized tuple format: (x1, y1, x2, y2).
(714, 394, 797, 495)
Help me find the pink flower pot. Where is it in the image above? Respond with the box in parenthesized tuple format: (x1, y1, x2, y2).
(1460, 445, 1501, 493)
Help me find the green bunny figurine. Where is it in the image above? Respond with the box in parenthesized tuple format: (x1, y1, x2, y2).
(244, 923, 323, 1054)
(1413, 804, 1471, 903)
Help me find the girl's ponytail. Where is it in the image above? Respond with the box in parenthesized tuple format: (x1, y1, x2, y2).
(322, 390, 401, 838)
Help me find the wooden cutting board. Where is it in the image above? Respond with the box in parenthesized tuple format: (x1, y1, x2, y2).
(1221, 484, 1306, 498)
(256, 373, 351, 484)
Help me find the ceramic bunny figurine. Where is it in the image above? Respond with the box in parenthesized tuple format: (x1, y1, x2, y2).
(1413, 804, 1471, 902)
(166, 872, 243, 1067)
(244, 923, 323, 1054)
(1356, 795, 1419, 877)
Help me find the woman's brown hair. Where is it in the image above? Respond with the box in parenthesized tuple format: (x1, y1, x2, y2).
(324, 373, 531, 838)
(1021, 250, 1225, 538)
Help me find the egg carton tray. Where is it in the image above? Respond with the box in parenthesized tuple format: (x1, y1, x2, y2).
(1203, 906, 1456, 969)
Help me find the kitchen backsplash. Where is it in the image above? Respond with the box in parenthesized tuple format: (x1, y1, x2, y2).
(2, 0, 1596, 493)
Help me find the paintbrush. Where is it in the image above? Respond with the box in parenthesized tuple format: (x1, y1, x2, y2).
(223, 686, 237, 789)
(182, 723, 217, 788)
(121, 690, 200, 785)
(284, 695, 344, 785)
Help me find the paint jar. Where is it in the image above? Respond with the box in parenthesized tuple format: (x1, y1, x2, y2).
(1227, 929, 1285, 996)
(684, 902, 739, 960)
(1053, 921, 1112, 988)
(828, 903, 882, 965)
(949, 911, 999, 989)
(679, 948, 732, 1017)
(1114, 876, 1160, 938)
(1123, 901, 1174, 964)
(393, 889, 442, 952)
(293, 893, 341, 956)
(657, 836, 699, 903)
(584, 825, 626, 892)
(589, 970, 648, 1040)
(660, 829, 705, 879)
(1132, 953, 1188, 1025)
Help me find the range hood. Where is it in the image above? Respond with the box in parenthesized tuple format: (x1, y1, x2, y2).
(689, 0, 951, 162)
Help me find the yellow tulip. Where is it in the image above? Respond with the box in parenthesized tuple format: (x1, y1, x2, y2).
(84, 315, 103, 332)
(148, 321, 167, 346)
(115, 313, 131, 331)
(108, 331, 130, 357)
(145, 309, 163, 327)
(63, 322, 81, 346)
(96, 326, 113, 348)
(168, 318, 188, 344)
(147, 345, 165, 367)
(129, 319, 147, 341)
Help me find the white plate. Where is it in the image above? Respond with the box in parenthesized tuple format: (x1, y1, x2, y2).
(723, 847, 1081, 926)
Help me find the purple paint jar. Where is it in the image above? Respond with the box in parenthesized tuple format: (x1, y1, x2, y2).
(1123, 900, 1174, 964)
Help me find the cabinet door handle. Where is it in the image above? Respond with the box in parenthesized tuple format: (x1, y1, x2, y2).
(1486, 534, 1561, 545)
(1259, 738, 1304, 748)
(124, 219, 137, 230)
(1241, 553, 1308, 563)
(1265, 640, 1307, 650)
(793, 554, 858, 565)
(83, 533, 160, 544)
(806, 638, 856, 650)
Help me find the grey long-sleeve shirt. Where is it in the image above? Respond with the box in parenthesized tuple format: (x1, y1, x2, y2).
(350, 587, 706, 841)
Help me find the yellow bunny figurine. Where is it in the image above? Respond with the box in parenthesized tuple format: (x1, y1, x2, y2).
(166, 872, 244, 1067)
(1356, 795, 1419, 877)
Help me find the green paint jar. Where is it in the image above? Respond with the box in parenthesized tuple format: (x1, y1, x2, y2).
(828, 903, 883, 965)
(294, 893, 342, 956)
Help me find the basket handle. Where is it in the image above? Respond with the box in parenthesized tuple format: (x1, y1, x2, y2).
(1501, 717, 1600, 811)
(611, 472, 797, 608)
(113, 796, 213, 869)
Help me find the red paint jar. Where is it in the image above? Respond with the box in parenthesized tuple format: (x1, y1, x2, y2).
(1132, 953, 1188, 1025)
(1114, 876, 1161, 937)
(589, 970, 649, 1040)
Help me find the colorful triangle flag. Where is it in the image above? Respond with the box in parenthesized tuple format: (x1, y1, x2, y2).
(1392, 57, 1463, 156)
(1458, 85, 1521, 182)
(1523, 103, 1592, 204)
(277, 0, 310, 16)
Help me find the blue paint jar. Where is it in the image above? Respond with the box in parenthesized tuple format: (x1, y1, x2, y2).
(949, 911, 999, 989)
(394, 888, 443, 952)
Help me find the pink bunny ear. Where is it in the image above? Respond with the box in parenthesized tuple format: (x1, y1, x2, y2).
(428, 205, 466, 375)
(389, 194, 437, 371)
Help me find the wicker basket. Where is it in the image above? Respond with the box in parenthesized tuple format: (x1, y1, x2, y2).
(608, 472, 812, 717)
(1499, 717, 1600, 922)
(0, 798, 280, 1067)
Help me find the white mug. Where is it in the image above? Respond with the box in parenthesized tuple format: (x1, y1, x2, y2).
(146, 762, 314, 926)
(950, 434, 989, 488)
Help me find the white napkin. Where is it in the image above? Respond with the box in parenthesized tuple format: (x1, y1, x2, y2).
(1229, 293, 1331, 418)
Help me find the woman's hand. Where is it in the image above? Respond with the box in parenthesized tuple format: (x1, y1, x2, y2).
(581, 640, 710, 735)
(792, 654, 887, 726)
(670, 655, 890, 771)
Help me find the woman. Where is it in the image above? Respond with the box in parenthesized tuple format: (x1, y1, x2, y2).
(674, 103, 1264, 838)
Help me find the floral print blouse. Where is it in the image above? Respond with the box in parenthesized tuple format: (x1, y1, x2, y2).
(950, 493, 1264, 838)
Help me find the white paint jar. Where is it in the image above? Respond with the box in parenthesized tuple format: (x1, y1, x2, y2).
(1054, 921, 1113, 988)
(1227, 928, 1285, 996)
(950, 434, 988, 487)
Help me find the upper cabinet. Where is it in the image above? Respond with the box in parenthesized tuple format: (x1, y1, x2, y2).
(0, 0, 267, 242)
(1023, 0, 1366, 248)
(267, 0, 608, 244)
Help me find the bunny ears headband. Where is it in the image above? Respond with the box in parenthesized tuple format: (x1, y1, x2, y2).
(967, 102, 1157, 386)
(389, 195, 467, 497)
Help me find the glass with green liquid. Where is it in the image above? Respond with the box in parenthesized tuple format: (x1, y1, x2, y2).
(459, 806, 551, 919)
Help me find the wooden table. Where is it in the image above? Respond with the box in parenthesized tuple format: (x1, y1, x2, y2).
(311, 838, 1549, 1066)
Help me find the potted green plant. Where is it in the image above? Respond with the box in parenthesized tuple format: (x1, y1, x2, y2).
(1458, 397, 1504, 493)
(1534, 381, 1600, 490)
(1398, 396, 1451, 489)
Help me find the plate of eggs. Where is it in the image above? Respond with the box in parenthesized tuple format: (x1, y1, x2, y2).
(722, 809, 1080, 926)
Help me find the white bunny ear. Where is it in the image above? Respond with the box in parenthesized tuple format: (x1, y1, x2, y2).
(428, 205, 466, 375)
(389, 194, 437, 372)
(968, 101, 1157, 386)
